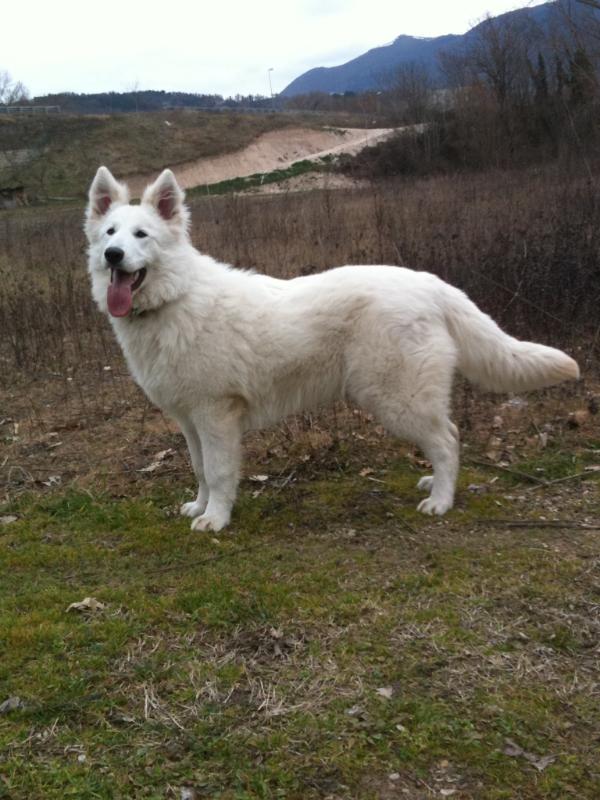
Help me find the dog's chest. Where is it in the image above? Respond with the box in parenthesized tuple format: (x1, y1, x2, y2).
(114, 316, 199, 409)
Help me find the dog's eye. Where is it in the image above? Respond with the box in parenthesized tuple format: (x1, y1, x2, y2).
(135, 230, 148, 239)
(107, 227, 115, 235)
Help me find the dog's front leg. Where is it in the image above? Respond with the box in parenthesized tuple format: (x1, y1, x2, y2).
(175, 415, 209, 519)
(190, 401, 244, 533)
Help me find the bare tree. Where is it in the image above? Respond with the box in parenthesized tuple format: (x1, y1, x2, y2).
(125, 79, 141, 113)
(0, 70, 30, 104)
(439, 12, 545, 114)
(564, 0, 600, 46)
(554, 0, 600, 96)
(0, 71, 11, 100)
(468, 14, 540, 108)
(388, 62, 432, 122)
(438, 48, 471, 91)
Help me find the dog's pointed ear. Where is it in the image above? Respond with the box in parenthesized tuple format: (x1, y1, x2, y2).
(87, 166, 129, 219)
(142, 169, 186, 223)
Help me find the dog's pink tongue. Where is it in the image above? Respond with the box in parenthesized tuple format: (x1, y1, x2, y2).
(107, 270, 136, 317)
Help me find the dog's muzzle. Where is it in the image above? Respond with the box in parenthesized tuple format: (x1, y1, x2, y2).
(105, 247, 125, 266)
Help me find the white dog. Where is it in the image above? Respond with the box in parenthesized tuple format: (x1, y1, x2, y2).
(85, 166, 579, 532)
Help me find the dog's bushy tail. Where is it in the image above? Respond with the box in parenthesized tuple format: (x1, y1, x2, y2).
(443, 285, 579, 393)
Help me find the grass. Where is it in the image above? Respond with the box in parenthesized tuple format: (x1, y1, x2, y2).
(1, 443, 599, 798)
(187, 157, 332, 197)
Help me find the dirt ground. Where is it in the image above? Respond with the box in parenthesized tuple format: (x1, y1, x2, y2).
(125, 127, 395, 195)
(241, 171, 368, 194)
(1, 358, 597, 519)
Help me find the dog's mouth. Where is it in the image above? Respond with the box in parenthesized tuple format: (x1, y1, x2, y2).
(107, 267, 147, 317)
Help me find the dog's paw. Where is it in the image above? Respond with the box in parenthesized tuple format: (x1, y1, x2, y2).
(417, 475, 434, 492)
(190, 510, 230, 533)
(417, 496, 453, 516)
(180, 500, 207, 518)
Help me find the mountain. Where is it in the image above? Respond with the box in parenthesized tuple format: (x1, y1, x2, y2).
(282, 34, 461, 96)
(280, 1, 593, 97)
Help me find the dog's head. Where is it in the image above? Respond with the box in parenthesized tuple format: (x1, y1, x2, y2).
(85, 166, 191, 317)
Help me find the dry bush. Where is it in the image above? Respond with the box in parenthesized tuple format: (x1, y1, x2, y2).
(0, 206, 103, 372)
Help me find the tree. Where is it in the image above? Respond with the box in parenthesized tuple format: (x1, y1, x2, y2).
(532, 52, 549, 105)
(567, 46, 597, 104)
(469, 14, 540, 109)
(0, 71, 30, 104)
(440, 12, 544, 113)
(382, 62, 432, 123)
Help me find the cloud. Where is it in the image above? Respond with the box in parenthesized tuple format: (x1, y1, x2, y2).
(301, 0, 353, 16)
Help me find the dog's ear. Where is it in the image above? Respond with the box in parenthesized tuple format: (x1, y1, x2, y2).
(87, 166, 129, 219)
(142, 169, 186, 224)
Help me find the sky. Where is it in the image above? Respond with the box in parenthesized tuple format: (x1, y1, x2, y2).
(4, 0, 548, 98)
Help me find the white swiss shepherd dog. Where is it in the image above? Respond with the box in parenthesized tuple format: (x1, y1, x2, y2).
(85, 166, 580, 532)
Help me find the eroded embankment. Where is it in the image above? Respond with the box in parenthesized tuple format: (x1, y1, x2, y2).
(125, 126, 395, 195)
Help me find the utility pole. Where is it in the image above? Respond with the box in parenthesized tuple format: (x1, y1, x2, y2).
(268, 68, 274, 98)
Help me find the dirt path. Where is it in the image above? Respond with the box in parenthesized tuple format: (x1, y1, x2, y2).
(126, 127, 395, 196)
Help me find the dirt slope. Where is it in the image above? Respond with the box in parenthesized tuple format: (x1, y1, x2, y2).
(126, 127, 394, 195)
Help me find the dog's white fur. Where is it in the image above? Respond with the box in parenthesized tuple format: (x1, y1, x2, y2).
(85, 166, 580, 532)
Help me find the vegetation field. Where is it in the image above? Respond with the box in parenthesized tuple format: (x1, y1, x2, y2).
(0, 109, 373, 200)
(1, 163, 599, 798)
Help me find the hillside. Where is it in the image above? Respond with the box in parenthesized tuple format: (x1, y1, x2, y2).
(281, 0, 597, 96)
(0, 110, 377, 200)
(125, 127, 395, 197)
(282, 33, 460, 96)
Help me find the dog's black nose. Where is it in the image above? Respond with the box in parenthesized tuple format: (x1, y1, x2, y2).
(105, 247, 125, 266)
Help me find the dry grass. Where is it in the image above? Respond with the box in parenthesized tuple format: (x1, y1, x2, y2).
(1, 164, 598, 383)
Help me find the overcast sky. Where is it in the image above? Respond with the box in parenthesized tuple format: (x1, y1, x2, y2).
(4, 1, 547, 98)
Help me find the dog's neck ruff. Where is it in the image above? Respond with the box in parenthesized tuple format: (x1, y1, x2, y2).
(127, 295, 175, 320)
(131, 306, 152, 319)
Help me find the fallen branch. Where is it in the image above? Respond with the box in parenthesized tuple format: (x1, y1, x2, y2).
(467, 458, 547, 485)
(468, 459, 597, 490)
(477, 518, 600, 530)
(273, 470, 297, 494)
(394, 515, 420, 537)
(530, 471, 595, 490)
(368, 489, 421, 536)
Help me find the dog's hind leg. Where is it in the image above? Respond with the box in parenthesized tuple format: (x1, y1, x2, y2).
(190, 399, 245, 533)
(176, 415, 209, 519)
(381, 406, 459, 515)
(374, 400, 459, 515)
(414, 420, 459, 515)
(416, 421, 459, 502)
(352, 342, 459, 516)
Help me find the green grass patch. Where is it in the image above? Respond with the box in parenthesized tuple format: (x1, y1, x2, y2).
(1, 461, 599, 798)
(496, 445, 597, 484)
(187, 158, 331, 197)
